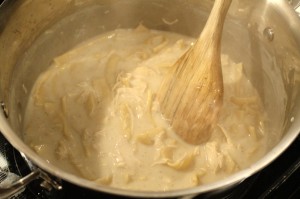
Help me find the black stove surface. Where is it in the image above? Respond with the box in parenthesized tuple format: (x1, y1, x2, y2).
(0, 133, 299, 199)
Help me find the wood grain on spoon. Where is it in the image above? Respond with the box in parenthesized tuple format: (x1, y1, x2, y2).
(158, 0, 232, 145)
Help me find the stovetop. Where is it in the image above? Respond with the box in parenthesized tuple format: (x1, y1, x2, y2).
(0, 132, 299, 199)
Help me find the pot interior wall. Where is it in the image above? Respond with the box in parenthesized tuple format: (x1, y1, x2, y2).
(0, 0, 300, 196)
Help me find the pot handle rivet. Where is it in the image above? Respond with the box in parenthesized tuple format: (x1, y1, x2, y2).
(263, 27, 275, 42)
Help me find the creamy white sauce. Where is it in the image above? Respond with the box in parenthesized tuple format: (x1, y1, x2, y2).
(23, 25, 269, 191)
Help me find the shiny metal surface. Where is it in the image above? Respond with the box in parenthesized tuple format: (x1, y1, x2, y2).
(0, 168, 62, 199)
(0, 0, 299, 197)
(0, 170, 40, 198)
(288, 0, 300, 14)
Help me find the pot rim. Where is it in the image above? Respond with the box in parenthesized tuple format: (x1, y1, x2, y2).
(0, 110, 299, 198)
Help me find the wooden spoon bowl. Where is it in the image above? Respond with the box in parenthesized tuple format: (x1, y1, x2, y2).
(158, 0, 232, 145)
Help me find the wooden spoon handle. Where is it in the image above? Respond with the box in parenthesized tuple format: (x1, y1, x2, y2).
(195, 0, 232, 52)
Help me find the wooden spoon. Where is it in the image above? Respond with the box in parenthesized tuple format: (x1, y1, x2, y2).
(158, 0, 232, 145)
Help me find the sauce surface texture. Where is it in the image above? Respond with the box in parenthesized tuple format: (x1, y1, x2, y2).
(24, 26, 269, 191)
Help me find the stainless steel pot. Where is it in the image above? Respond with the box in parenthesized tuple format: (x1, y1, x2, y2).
(0, 0, 300, 198)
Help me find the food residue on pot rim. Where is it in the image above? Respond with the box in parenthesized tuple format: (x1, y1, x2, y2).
(23, 25, 272, 191)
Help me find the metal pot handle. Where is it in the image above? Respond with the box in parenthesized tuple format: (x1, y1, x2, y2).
(0, 168, 62, 198)
(0, 170, 40, 198)
(0, 102, 62, 198)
